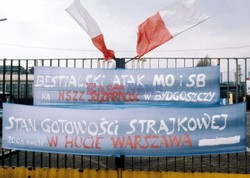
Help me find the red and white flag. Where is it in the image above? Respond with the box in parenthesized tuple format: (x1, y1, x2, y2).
(136, 0, 209, 58)
(66, 0, 115, 60)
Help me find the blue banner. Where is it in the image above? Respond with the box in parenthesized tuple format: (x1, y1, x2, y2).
(34, 66, 220, 106)
(2, 103, 246, 156)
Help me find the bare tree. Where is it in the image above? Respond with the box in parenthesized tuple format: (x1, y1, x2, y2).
(196, 55, 211, 67)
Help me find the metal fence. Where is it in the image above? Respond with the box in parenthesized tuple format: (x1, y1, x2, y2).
(0, 57, 249, 173)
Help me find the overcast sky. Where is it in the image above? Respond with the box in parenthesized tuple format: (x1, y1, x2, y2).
(0, 0, 250, 59)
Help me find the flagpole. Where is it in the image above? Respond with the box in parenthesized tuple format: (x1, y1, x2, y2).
(0, 18, 7, 22)
(115, 58, 125, 69)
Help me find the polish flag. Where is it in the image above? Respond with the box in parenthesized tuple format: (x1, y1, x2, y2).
(136, 0, 210, 58)
(66, 0, 115, 60)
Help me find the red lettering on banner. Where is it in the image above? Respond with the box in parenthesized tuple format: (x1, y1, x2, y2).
(134, 135, 143, 149)
(182, 134, 192, 147)
(47, 136, 58, 147)
(87, 83, 96, 95)
(73, 91, 78, 101)
(58, 84, 139, 103)
(65, 135, 74, 148)
(143, 135, 151, 149)
(169, 135, 182, 147)
(88, 93, 139, 103)
(82, 137, 91, 149)
(110, 134, 192, 149)
(106, 85, 113, 93)
(110, 137, 125, 148)
(66, 91, 71, 101)
(125, 136, 134, 149)
(79, 91, 84, 101)
(59, 91, 64, 100)
(87, 84, 139, 103)
(74, 136, 81, 148)
(150, 135, 160, 149)
(95, 137, 103, 149)
(58, 91, 85, 102)
(64, 135, 103, 149)
(160, 135, 169, 148)
(97, 85, 105, 94)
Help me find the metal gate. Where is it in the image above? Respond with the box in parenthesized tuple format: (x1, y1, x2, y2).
(0, 57, 249, 173)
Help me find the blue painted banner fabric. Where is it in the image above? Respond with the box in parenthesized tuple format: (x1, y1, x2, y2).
(2, 103, 246, 156)
(34, 66, 220, 106)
